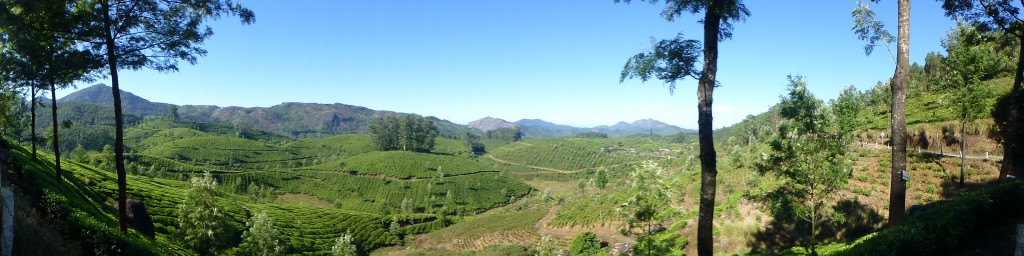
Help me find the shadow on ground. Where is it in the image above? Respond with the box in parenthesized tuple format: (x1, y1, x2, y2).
(746, 199, 885, 254)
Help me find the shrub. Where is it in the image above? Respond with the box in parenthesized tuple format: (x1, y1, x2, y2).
(568, 231, 601, 255)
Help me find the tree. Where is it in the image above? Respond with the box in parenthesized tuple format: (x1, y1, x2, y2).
(941, 0, 1024, 182)
(614, 1, 749, 254)
(617, 161, 679, 246)
(754, 76, 853, 253)
(177, 172, 227, 255)
(237, 211, 282, 256)
(369, 115, 438, 152)
(852, 0, 910, 227)
(833, 85, 863, 134)
(2, 0, 104, 186)
(484, 127, 523, 142)
(568, 231, 601, 255)
(460, 131, 485, 154)
(535, 235, 559, 256)
(594, 168, 609, 189)
(330, 230, 358, 256)
(0, 75, 27, 141)
(72, 0, 254, 233)
(937, 23, 1007, 187)
(164, 105, 180, 121)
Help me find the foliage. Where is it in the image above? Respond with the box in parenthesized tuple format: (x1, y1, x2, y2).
(163, 105, 180, 121)
(535, 235, 559, 256)
(852, 0, 896, 58)
(0, 83, 27, 140)
(237, 211, 283, 256)
(330, 231, 359, 256)
(369, 115, 439, 152)
(618, 161, 679, 236)
(619, 33, 701, 93)
(753, 76, 853, 250)
(594, 168, 609, 189)
(177, 172, 228, 254)
(802, 182, 1024, 256)
(485, 127, 523, 142)
(460, 131, 485, 154)
(635, 222, 689, 256)
(937, 22, 1007, 123)
(575, 132, 609, 139)
(568, 231, 602, 255)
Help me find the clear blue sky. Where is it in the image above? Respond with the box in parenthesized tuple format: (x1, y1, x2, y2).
(62, 1, 955, 129)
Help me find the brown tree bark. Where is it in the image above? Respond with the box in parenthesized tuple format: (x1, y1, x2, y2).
(101, 0, 129, 233)
(998, 34, 1024, 182)
(888, 0, 910, 228)
(49, 82, 61, 185)
(960, 114, 966, 187)
(697, 0, 723, 255)
(29, 84, 37, 160)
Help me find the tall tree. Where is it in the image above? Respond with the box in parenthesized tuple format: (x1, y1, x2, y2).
(938, 23, 1008, 187)
(754, 76, 854, 253)
(0, 0, 97, 182)
(73, 0, 253, 233)
(178, 172, 227, 255)
(852, 0, 910, 227)
(615, 1, 749, 254)
(941, 0, 1024, 181)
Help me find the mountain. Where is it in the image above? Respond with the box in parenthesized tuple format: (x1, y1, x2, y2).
(593, 118, 693, 136)
(58, 84, 474, 138)
(58, 84, 173, 118)
(472, 117, 695, 138)
(466, 117, 518, 132)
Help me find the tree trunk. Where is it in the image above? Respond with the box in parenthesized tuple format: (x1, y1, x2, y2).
(888, 0, 910, 228)
(697, 1, 723, 255)
(30, 85, 36, 160)
(999, 34, 1024, 181)
(101, 0, 128, 234)
(49, 82, 61, 185)
(960, 115, 966, 188)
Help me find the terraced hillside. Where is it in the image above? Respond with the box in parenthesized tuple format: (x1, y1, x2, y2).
(489, 138, 640, 171)
(3, 140, 410, 254)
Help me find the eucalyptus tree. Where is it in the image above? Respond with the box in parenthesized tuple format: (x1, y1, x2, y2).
(613, 1, 749, 254)
(941, 0, 1024, 181)
(938, 23, 1010, 187)
(852, 0, 911, 227)
(72, 0, 253, 233)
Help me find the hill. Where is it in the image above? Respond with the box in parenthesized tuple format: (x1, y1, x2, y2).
(468, 117, 696, 138)
(466, 117, 518, 132)
(31, 101, 142, 153)
(57, 84, 173, 118)
(1, 139, 406, 254)
(59, 84, 476, 138)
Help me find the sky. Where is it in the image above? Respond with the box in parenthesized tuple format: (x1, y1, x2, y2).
(61, 1, 957, 129)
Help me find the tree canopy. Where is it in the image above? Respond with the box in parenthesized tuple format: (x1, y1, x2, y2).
(368, 115, 439, 152)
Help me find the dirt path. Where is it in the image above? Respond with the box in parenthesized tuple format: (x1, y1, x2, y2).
(858, 143, 1002, 161)
(486, 155, 579, 174)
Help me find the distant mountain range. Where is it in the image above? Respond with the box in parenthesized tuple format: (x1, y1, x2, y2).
(59, 84, 471, 138)
(466, 116, 694, 138)
(57, 84, 694, 139)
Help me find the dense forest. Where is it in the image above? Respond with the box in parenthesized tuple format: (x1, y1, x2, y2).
(0, 0, 1022, 256)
